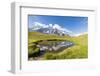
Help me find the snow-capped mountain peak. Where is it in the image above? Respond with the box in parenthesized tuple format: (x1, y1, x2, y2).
(31, 22, 48, 30)
(29, 22, 73, 36)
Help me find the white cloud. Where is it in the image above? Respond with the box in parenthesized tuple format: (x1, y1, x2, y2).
(48, 24, 53, 27)
(32, 22, 48, 30)
(34, 22, 48, 28)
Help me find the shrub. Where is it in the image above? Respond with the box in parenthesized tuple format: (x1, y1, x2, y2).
(28, 47, 40, 57)
(32, 48, 40, 57)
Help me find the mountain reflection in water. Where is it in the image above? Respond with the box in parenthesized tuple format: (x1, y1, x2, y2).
(35, 40, 74, 55)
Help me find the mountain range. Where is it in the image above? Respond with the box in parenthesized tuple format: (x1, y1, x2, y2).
(29, 22, 72, 36)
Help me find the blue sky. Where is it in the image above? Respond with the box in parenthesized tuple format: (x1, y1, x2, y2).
(28, 15, 88, 35)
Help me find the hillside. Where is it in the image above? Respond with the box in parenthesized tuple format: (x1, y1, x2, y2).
(28, 32, 72, 43)
(28, 31, 88, 60)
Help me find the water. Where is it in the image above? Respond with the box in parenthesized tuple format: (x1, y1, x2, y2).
(36, 40, 74, 53)
(29, 40, 75, 60)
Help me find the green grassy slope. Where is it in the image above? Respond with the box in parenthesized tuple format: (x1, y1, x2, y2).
(44, 34, 88, 59)
(28, 32, 88, 60)
(28, 32, 72, 43)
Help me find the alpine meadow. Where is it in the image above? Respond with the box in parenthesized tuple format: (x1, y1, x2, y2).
(28, 15, 88, 60)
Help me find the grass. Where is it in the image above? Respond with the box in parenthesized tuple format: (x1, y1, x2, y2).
(44, 34, 88, 59)
(28, 32, 88, 60)
(28, 32, 72, 43)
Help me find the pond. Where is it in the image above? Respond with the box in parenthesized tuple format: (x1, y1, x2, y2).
(28, 40, 75, 60)
(34, 40, 75, 56)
